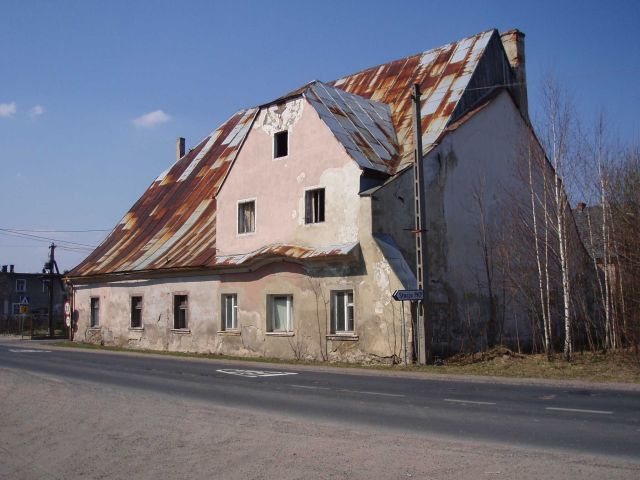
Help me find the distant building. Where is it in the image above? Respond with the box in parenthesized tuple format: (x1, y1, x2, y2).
(0, 265, 64, 317)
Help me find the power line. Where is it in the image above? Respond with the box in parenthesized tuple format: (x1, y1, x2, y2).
(0, 229, 98, 249)
(2, 228, 111, 233)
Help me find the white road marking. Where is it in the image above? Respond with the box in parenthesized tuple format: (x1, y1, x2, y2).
(337, 388, 405, 398)
(290, 384, 330, 390)
(444, 398, 497, 405)
(358, 391, 405, 398)
(545, 407, 613, 415)
(216, 368, 298, 378)
(9, 349, 51, 353)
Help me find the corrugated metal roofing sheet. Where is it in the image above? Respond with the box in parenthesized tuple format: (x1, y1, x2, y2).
(330, 29, 494, 171)
(304, 81, 398, 173)
(214, 242, 359, 267)
(70, 29, 503, 278)
(70, 108, 258, 276)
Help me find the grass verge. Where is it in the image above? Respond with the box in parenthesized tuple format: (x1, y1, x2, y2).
(50, 341, 640, 384)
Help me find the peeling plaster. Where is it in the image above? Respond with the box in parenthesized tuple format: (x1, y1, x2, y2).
(255, 98, 304, 136)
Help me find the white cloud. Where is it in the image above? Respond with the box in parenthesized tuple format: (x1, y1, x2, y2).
(0, 102, 17, 118)
(133, 109, 171, 128)
(29, 104, 44, 118)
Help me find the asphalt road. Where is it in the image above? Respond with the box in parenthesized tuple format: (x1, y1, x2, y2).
(1, 338, 639, 460)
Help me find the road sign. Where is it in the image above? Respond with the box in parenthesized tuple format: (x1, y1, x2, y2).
(19, 296, 29, 305)
(392, 289, 424, 301)
(19, 305, 29, 314)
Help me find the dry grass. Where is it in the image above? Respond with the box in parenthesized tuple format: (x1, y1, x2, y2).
(430, 346, 640, 383)
(51, 341, 640, 384)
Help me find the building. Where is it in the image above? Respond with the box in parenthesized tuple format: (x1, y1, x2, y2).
(0, 265, 64, 328)
(68, 28, 546, 362)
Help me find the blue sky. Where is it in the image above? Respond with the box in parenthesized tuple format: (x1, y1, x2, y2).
(1, 0, 638, 272)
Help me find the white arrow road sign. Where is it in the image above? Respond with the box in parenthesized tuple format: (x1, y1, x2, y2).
(217, 368, 298, 378)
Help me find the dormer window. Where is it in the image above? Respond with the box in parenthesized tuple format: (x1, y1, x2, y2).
(273, 130, 288, 158)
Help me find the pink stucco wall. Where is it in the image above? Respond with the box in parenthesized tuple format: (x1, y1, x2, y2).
(215, 97, 363, 256)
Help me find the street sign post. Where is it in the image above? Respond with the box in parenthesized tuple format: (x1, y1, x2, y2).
(392, 289, 424, 365)
(392, 289, 424, 302)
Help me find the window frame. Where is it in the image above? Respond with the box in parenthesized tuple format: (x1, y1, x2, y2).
(273, 130, 289, 159)
(221, 293, 238, 331)
(130, 295, 143, 329)
(331, 290, 355, 334)
(12, 303, 21, 315)
(267, 294, 293, 333)
(237, 198, 257, 235)
(304, 187, 325, 224)
(15, 279, 26, 293)
(90, 297, 100, 328)
(173, 294, 189, 330)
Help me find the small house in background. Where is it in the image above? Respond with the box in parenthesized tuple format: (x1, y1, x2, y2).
(0, 265, 65, 333)
(68, 28, 568, 362)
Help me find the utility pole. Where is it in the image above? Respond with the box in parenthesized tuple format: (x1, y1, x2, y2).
(412, 84, 429, 365)
(46, 243, 59, 338)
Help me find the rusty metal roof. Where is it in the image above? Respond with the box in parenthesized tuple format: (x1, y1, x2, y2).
(214, 242, 359, 268)
(70, 108, 258, 276)
(70, 29, 508, 278)
(330, 29, 495, 171)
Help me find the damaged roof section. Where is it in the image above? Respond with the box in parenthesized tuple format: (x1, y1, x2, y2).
(70, 108, 258, 276)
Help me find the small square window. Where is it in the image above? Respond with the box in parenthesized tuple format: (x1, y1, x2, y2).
(131, 296, 143, 328)
(16, 279, 26, 292)
(268, 295, 293, 332)
(90, 297, 100, 327)
(238, 200, 255, 234)
(274, 130, 288, 158)
(331, 290, 354, 333)
(305, 188, 325, 224)
(221, 294, 238, 330)
(173, 295, 188, 329)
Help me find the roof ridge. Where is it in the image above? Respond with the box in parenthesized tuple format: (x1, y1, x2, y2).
(330, 28, 497, 86)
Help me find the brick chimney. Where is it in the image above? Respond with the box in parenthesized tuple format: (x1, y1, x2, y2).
(9, 265, 14, 273)
(500, 29, 528, 120)
(176, 137, 185, 160)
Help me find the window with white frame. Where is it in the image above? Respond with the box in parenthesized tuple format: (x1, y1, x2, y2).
(268, 295, 293, 332)
(273, 130, 288, 158)
(173, 295, 188, 329)
(221, 294, 238, 331)
(331, 290, 354, 333)
(305, 188, 325, 224)
(12, 303, 20, 315)
(42, 279, 50, 293)
(130, 296, 143, 328)
(238, 200, 255, 234)
(90, 297, 100, 327)
(16, 279, 26, 292)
